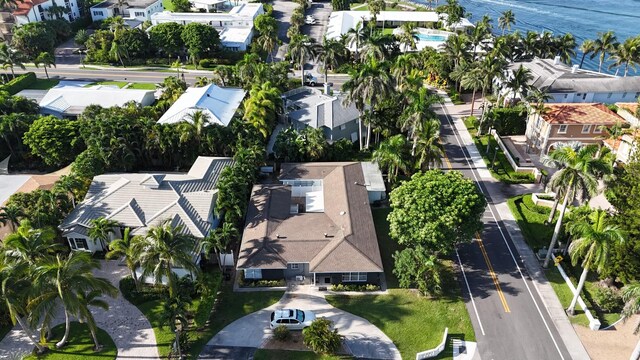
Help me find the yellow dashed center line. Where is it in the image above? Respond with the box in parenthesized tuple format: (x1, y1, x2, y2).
(477, 234, 511, 313)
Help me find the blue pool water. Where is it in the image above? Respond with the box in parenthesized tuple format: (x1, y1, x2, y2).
(416, 34, 448, 42)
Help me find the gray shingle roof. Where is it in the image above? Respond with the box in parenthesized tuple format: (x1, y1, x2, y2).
(237, 162, 383, 273)
(287, 90, 360, 130)
(60, 157, 234, 239)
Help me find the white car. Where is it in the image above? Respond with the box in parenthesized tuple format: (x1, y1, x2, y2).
(304, 18, 317, 25)
(269, 309, 316, 330)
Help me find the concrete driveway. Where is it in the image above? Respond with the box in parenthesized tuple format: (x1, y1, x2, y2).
(206, 289, 401, 359)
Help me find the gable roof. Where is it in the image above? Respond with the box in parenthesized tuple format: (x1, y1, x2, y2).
(60, 157, 233, 239)
(510, 58, 640, 93)
(12, 0, 48, 16)
(541, 103, 626, 126)
(287, 89, 360, 130)
(237, 162, 383, 273)
(39, 85, 155, 115)
(616, 102, 639, 117)
(157, 84, 246, 127)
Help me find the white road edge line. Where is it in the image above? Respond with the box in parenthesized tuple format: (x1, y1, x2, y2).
(456, 249, 486, 336)
(440, 103, 566, 360)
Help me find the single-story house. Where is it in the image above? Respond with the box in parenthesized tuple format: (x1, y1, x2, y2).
(90, 0, 163, 22)
(157, 83, 246, 126)
(39, 85, 156, 118)
(59, 156, 234, 267)
(286, 88, 361, 143)
(236, 162, 385, 286)
(525, 103, 627, 155)
(505, 57, 640, 104)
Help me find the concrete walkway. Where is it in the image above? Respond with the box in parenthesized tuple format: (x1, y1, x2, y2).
(206, 286, 401, 359)
(0, 260, 159, 360)
(440, 94, 590, 360)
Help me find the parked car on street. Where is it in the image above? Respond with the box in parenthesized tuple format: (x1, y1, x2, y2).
(270, 309, 316, 330)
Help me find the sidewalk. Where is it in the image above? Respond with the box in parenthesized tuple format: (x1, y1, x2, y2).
(441, 95, 591, 360)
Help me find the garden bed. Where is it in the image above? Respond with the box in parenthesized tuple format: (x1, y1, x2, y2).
(507, 194, 557, 251)
(24, 322, 116, 360)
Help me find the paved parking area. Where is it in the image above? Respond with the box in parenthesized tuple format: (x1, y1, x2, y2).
(206, 288, 400, 359)
(302, 1, 332, 45)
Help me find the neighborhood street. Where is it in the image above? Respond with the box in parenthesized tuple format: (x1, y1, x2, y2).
(437, 100, 587, 360)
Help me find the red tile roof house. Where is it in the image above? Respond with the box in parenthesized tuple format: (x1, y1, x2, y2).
(236, 162, 385, 288)
(525, 103, 627, 155)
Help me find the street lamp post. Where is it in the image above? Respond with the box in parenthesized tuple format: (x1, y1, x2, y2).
(492, 146, 499, 170)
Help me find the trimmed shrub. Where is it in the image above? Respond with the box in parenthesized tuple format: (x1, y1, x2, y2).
(303, 318, 343, 354)
(522, 192, 552, 215)
(330, 283, 380, 292)
(199, 59, 212, 68)
(119, 276, 167, 305)
(0, 72, 36, 95)
(274, 325, 290, 341)
(490, 106, 527, 135)
(593, 287, 624, 313)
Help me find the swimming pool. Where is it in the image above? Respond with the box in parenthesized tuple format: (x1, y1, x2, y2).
(416, 33, 447, 42)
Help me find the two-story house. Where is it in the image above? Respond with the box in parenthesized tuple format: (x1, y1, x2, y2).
(525, 103, 627, 155)
(12, 0, 80, 25)
(90, 0, 163, 22)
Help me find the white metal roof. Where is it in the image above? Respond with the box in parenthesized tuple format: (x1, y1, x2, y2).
(39, 85, 155, 114)
(219, 27, 253, 45)
(157, 84, 246, 126)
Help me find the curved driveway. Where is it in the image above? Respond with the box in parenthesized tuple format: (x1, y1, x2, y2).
(207, 290, 401, 360)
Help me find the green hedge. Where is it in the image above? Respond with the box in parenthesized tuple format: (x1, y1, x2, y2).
(490, 106, 527, 135)
(119, 276, 167, 305)
(0, 72, 37, 95)
(330, 283, 381, 292)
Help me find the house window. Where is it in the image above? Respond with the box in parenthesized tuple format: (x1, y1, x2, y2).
(350, 132, 358, 142)
(341, 272, 367, 282)
(593, 126, 603, 134)
(134, 11, 144, 16)
(290, 263, 300, 270)
(244, 268, 262, 279)
(563, 94, 568, 99)
(558, 125, 568, 134)
(339, 124, 346, 130)
(623, 92, 628, 98)
(582, 124, 592, 134)
(582, 93, 587, 100)
(69, 238, 88, 250)
(607, 93, 612, 99)
(92, 10, 102, 16)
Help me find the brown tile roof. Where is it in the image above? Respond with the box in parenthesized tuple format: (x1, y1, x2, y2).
(12, 0, 48, 16)
(616, 102, 639, 117)
(542, 103, 625, 126)
(237, 163, 384, 273)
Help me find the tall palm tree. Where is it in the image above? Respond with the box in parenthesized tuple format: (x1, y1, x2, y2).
(372, 134, 410, 183)
(442, 34, 470, 70)
(2, 220, 60, 266)
(106, 227, 141, 288)
(392, 53, 420, 80)
(461, 67, 484, 116)
(621, 283, 640, 360)
(366, 0, 386, 35)
(317, 37, 348, 87)
(76, 290, 111, 350)
(201, 222, 238, 271)
(135, 219, 199, 298)
(592, 31, 618, 73)
(395, 21, 418, 52)
(0, 261, 47, 353)
(554, 33, 577, 65)
(401, 87, 441, 154)
(0, 43, 26, 78)
(578, 39, 596, 69)
(288, 35, 320, 86)
(31, 252, 117, 348)
(88, 217, 120, 252)
(608, 37, 640, 77)
(180, 110, 210, 149)
(161, 293, 190, 359)
(243, 81, 280, 139)
(359, 31, 395, 62)
(0, 204, 25, 232)
(498, 10, 515, 36)
(565, 209, 625, 315)
(53, 174, 82, 207)
(414, 119, 444, 170)
(541, 142, 612, 268)
(346, 21, 367, 60)
(506, 65, 533, 103)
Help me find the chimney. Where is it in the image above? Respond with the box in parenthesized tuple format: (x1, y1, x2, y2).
(571, 65, 579, 74)
(553, 56, 561, 65)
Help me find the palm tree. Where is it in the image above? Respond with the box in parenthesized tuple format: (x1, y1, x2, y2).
(201, 222, 238, 271)
(565, 209, 624, 315)
(401, 87, 441, 154)
(180, 110, 211, 149)
(317, 37, 348, 87)
(622, 283, 640, 360)
(31, 252, 117, 348)
(288, 35, 320, 86)
(346, 21, 367, 60)
(76, 290, 111, 350)
(395, 22, 418, 52)
(109, 40, 127, 67)
(0, 261, 47, 353)
(609, 37, 640, 77)
(114, 0, 129, 16)
(554, 33, 577, 65)
(88, 217, 119, 252)
(506, 65, 533, 103)
(2, 221, 60, 267)
(0, 204, 25, 232)
(372, 134, 410, 183)
(194, 76, 210, 87)
(243, 82, 280, 139)
(106, 227, 141, 288)
(578, 39, 596, 69)
(161, 293, 190, 359)
(541, 142, 612, 268)
(0, 43, 26, 78)
(135, 219, 199, 298)
(52, 174, 82, 207)
(592, 31, 618, 73)
(498, 10, 515, 35)
(367, 0, 386, 35)
(392, 53, 420, 80)
(414, 119, 444, 170)
(461, 67, 484, 116)
(442, 34, 470, 70)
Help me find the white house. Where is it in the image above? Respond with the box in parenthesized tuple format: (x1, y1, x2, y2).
(12, 0, 80, 24)
(150, 2, 263, 51)
(59, 156, 234, 255)
(158, 83, 246, 126)
(505, 57, 640, 104)
(90, 0, 163, 22)
(39, 85, 156, 118)
(190, 0, 226, 12)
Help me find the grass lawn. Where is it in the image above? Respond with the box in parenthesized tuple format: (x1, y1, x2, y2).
(544, 267, 591, 327)
(26, 78, 59, 90)
(87, 81, 156, 90)
(327, 208, 475, 360)
(506, 194, 556, 251)
(87, 81, 128, 88)
(254, 349, 352, 360)
(24, 322, 116, 360)
(162, 0, 174, 11)
(127, 82, 157, 90)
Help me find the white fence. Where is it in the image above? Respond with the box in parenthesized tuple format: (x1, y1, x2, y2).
(490, 130, 537, 175)
(556, 264, 601, 330)
(416, 328, 448, 360)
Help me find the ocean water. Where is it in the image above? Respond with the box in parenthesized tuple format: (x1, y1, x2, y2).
(417, 0, 640, 74)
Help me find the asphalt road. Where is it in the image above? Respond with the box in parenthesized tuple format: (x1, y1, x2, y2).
(437, 104, 572, 360)
(14, 66, 351, 88)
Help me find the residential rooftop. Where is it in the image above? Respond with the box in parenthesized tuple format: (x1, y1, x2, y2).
(157, 84, 246, 126)
(39, 85, 155, 116)
(92, 0, 159, 9)
(286, 88, 360, 130)
(542, 103, 626, 126)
